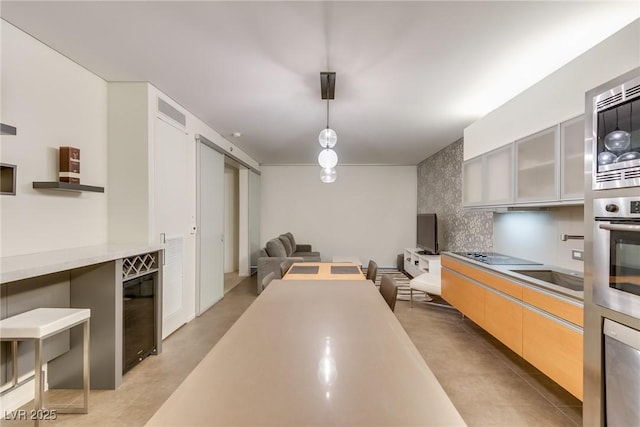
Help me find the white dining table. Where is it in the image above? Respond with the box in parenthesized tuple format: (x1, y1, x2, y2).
(145, 279, 466, 426)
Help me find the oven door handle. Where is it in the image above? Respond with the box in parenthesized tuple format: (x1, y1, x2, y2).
(599, 223, 640, 232)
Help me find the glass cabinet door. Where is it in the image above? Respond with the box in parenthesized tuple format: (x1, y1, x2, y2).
(516, 126, 559, 202)
(463, 157, 484, 206)
(485, 144, 514, 205)
(560, 116, 585, 200)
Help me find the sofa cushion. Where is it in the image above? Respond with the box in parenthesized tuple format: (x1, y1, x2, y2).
(265, 238, 287, 258)
(284, 232, 297, 250)
(278, 235, 293, 256)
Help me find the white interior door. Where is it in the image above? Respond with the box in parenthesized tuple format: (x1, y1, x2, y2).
(197, 141, 225, 315)
(154, 117, 190, 338)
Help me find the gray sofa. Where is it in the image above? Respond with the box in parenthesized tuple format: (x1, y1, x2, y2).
(257, 232, 321, 294)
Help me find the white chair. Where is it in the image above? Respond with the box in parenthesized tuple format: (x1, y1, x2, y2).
(409, 272, 441, 308)
(0, 308, 90, 415)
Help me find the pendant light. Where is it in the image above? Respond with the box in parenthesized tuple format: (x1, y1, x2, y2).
(320, 167, 337, 183)
(319, 72, 337, 183)
(318, 149, 338, 168)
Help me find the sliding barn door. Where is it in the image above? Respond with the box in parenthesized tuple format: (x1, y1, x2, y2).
(197, 141, 225, 315)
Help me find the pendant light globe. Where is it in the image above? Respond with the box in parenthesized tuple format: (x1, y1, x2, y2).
(318, 149, 338, 169)
(319, 128, 337, 148)
(320, 167, 337, 183)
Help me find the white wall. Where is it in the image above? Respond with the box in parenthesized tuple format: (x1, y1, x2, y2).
(0, 21, 262, 335)
(224, 165, 239, 273)
(260, 165, 416, 268)
(493, 206, 585, 271)
(0, 21, 108, 256)
(464, 19, 640, 160)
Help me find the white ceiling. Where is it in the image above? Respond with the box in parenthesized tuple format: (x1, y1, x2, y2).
(2, 1, 638, 165)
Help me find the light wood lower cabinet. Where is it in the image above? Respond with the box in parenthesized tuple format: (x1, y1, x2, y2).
(523, 308, 583, 400)
(441, 256, 583, 400)
(441, 269, 484, 327)
(484, 290, 522, 355)
(522, 286, 583, 327)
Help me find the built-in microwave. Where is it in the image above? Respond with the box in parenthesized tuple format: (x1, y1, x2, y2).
(593, 197, 640, 319)
(591, 74, 640, 190)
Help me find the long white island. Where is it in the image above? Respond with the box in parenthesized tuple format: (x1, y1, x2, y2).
(146, 279, 466, 426)
(1, 244, 163, 395)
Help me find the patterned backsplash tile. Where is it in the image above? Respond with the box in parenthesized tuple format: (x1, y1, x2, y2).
(417, 138, 493, 252)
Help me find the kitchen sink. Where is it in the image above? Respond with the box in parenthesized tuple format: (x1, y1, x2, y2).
(510, 270, 584, 292)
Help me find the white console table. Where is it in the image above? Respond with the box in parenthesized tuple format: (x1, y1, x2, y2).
(403, 248, 441, 279)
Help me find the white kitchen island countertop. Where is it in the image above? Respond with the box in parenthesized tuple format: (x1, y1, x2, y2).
(146, 279, 466, 426)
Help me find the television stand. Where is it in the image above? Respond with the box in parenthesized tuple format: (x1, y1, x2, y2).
(403, 248, 441, 279)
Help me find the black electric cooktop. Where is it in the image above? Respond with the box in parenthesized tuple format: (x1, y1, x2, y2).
(453, 252, 542, 265)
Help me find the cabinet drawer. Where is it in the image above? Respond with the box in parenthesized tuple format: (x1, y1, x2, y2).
(523, 308, 583, 400)
(483, 272, 522, 300)
(522, 287, 583, 327)
(442, 269, 484, 327)
(442, 258, 486, 284)
(484, 290, 522, 355)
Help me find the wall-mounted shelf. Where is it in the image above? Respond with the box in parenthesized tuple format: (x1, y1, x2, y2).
(32, 181, 104, 193)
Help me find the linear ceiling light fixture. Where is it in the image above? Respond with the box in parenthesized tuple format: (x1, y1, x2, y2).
(319, 71, 337, 183)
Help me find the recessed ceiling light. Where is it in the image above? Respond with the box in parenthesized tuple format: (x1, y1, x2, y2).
(232, 132, 242, 138)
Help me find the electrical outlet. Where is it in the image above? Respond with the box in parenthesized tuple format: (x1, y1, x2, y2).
(572, 249, 584, 261)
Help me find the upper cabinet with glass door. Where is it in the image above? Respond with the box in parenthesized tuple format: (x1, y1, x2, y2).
(560, 116, 585, 200)
(463, 116, 584, 209)
(462, 156, 484, 206)
(462, 145, 514, 207)
(485, 144, 514, 205)
(516, 126, 559, 203)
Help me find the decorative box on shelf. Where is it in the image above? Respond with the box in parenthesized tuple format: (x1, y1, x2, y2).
(59, 146, 80, 183)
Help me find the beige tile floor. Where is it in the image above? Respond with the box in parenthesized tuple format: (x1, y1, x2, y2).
(223, 271, 245, 294)
(4, 275, 581, 426)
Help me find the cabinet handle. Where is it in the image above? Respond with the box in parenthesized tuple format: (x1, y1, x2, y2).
(599, 223, 640, 232)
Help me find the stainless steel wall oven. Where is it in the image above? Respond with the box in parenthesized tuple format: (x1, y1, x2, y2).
(593, 197, 640, 319)
(591, 74, 640, 190)
(585, 66, 640, 427)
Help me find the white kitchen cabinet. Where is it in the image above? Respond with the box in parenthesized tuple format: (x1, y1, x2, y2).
(462, 145, 514, 207)
(485, 144, 514, 205)
(560, 116, 585, 200)
(516, 125, 559, 203)
(462, 115, 585, 209)
(462, 157, 483, 206)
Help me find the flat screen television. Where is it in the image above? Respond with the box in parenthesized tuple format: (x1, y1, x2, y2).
(417, 213, 438, 255)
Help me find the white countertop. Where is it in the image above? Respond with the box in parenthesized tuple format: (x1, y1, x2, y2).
(146, 279, 467, 426)
(1, 244, 164, 284)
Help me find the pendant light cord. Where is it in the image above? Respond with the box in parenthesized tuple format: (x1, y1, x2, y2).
(326, 98, 330, 130)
